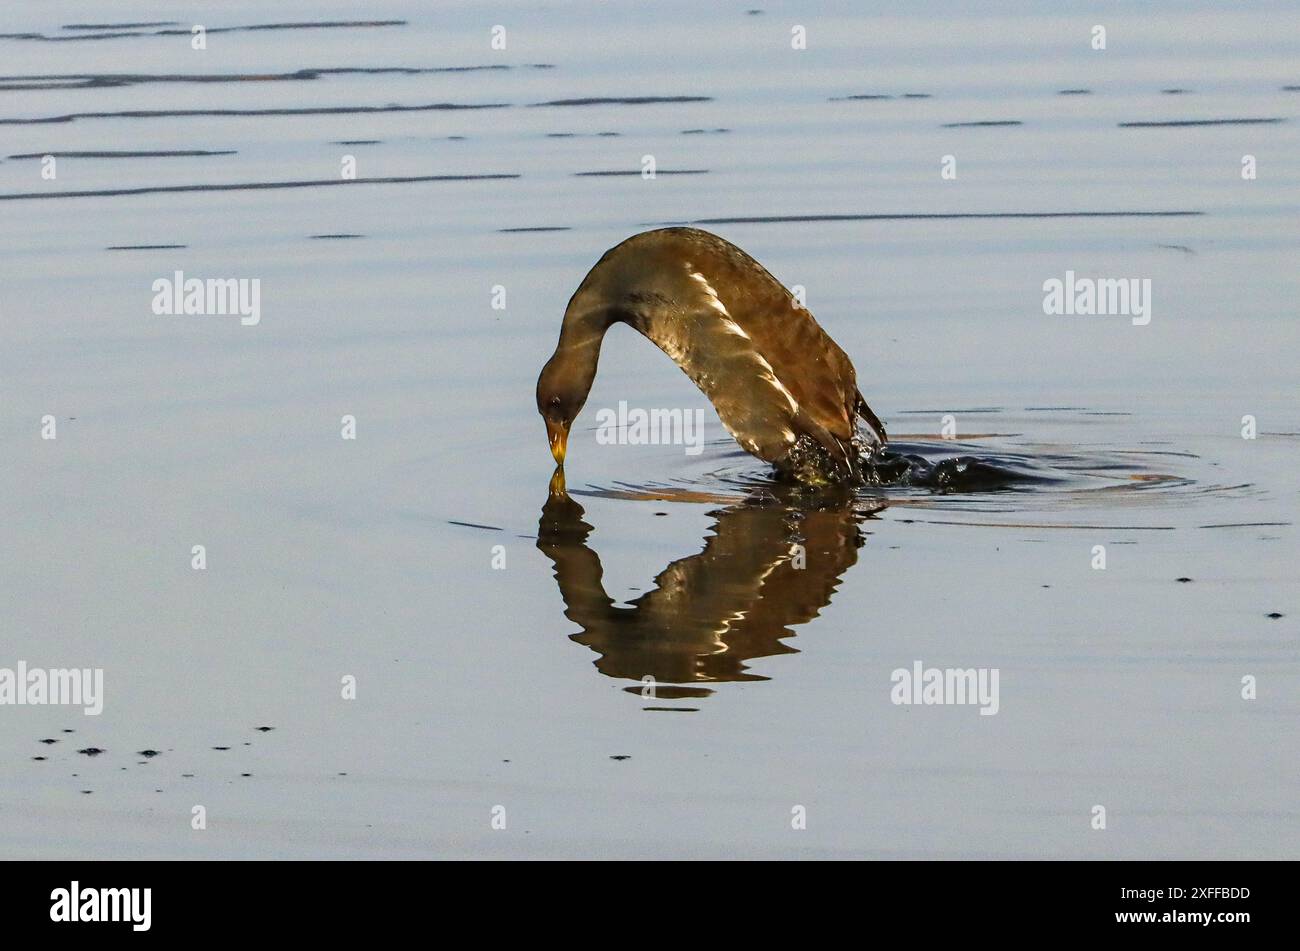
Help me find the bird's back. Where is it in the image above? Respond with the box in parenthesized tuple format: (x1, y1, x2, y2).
(570, 227, 872, 470)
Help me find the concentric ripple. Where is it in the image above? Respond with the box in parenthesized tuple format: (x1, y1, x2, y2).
(575, 435, 1257, 524)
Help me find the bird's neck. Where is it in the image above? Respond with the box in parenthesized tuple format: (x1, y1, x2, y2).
(554, 304, 614, 394)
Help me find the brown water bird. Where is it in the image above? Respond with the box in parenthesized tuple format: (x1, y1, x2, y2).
(536, 227, 886, 484)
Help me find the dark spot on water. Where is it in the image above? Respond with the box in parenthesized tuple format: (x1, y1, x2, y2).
(1199, 521, 1289, 529)
(654, 511, 668, 516)
(137, 749, 161, 757)
(530, 96, 712, 107)
(21, 21, 408, 43)
(832, 92, 930, 101)
(574, 169, 708, 176)
(1161, 88, 1191, 95)
(107, 244, 187, 250)
(672, 211, 1202, 226)
(62, 729, 75, 733)
(610, 755, 631, 761)
(942, 120, 1023, 127)
(212, 746, 231, 751)
(333, 139, 381, 145)
(241, 773, 252, 778)
(1119, 118, 1283, 127)
(643, 707, 700, 713)
(681, 128, 729, 134)
(1058, 89, 1092, 95)
(254, 726, 274, 732)
(309, 233, 363, 240)
(182, 773, 194, 778)
(81, 790, 93, 795)
(1266, 612, 1283, 619)
(447, 519, 503, 531)
(498, 226, 570, 233)
(77, 747, 105, 756)
(0, 101, 510, 127)
(0, 173, 520, 202)
(8, 150, 235, 159)
(1177, 577, 1193, 582)
(63, 22, 180, 30)
(39, 738, 57, 744)
(32, 756, 47, 761)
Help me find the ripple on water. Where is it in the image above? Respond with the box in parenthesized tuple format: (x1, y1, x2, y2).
(574, 433, 1254, 527)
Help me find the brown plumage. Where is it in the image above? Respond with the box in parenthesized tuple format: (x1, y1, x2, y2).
(536, 227, 886, 483)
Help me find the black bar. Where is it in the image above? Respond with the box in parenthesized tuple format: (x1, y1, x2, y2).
(4, 860, 1283, 937)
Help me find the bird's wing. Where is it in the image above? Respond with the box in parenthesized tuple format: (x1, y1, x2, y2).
(623, 294, 809, 464)
(590, 228, 874, 464)
(650, 230, 866, 450)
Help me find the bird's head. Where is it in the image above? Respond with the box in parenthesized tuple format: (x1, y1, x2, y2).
(536, 352, 590, 465)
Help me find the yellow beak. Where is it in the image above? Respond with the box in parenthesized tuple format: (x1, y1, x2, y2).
(546, 419, 569, 465)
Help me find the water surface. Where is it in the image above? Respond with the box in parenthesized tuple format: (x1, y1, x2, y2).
(2, 0, 1297, 859)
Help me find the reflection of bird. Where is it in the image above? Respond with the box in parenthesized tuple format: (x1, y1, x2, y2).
(536, 227, 886, 484)
(536, 469, 876, 689)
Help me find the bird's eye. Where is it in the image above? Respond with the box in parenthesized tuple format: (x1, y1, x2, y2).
(550, 396, 562, 407)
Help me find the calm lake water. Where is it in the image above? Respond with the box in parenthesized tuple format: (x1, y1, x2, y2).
(2, 1, 1297, 858)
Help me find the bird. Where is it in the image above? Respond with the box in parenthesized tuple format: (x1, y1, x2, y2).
(536, 227, 887, 485)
